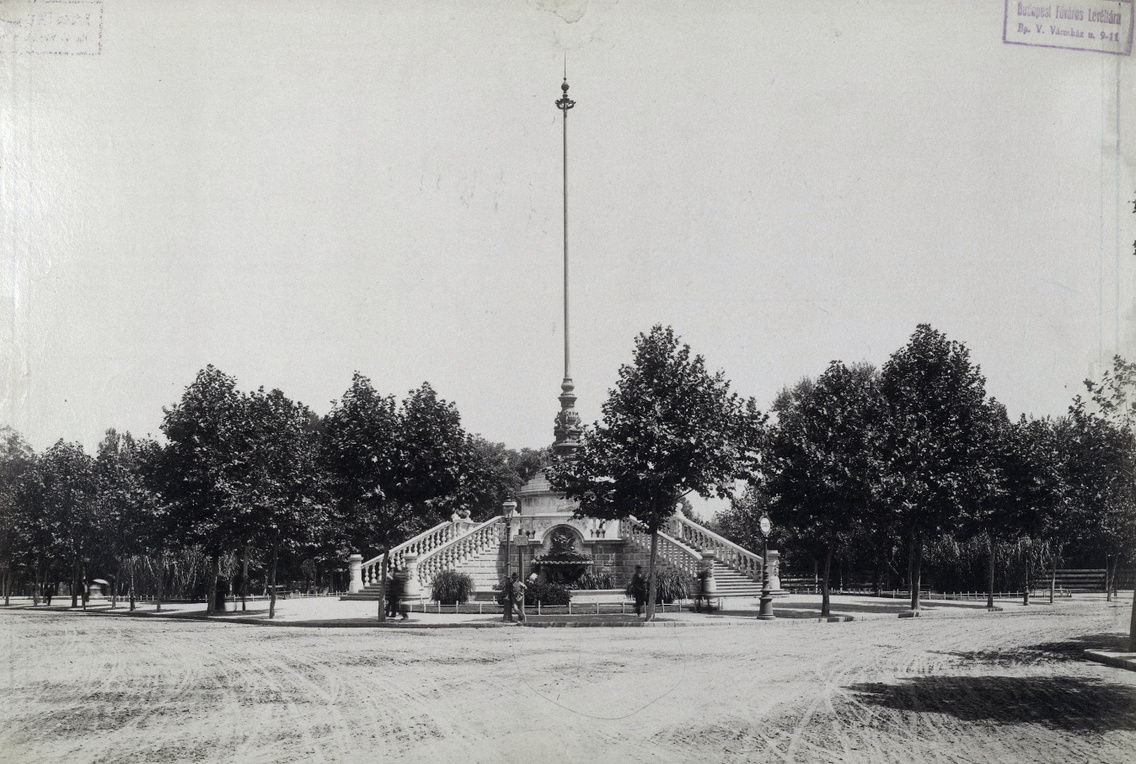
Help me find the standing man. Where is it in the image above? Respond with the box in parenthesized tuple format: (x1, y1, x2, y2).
(630, 566, 646, 617)
(511, 572, 526, 623)
(502, 574, 515, 622)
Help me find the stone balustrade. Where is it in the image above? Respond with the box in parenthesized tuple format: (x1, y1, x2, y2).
(623, 516, 702, 578)
(356, 516, 477, 590)
(415, 517, 505, 593)
(669, 514, 763, 582)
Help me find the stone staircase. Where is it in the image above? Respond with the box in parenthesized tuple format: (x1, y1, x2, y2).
(344, 512, 775, 603)
(709, 561, 763, 598)
(665, 514, 782, 597)
(342, 516, 506, 602)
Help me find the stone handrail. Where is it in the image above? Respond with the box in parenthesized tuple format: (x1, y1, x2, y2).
(415, 516, 505, 592)
(359, 518, 469, 589)
(623, 516, 702, 578)
(668, 514, 763, 581)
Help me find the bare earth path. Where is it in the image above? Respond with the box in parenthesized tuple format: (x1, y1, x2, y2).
(2, 599, 1135, 763)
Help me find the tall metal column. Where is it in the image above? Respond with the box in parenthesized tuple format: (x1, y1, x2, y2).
(552, 78, 581, 456)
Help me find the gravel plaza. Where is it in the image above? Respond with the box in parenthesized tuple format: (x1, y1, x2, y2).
(2, 594, 1135, 763)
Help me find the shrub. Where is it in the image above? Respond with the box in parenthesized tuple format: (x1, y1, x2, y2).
(430, 570, 474, 604)
(572, 571, 613, 590)
(644, 566, 694, 604)
(524, 580, 572, 606)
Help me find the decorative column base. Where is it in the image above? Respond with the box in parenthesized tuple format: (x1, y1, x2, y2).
(758, 542, 776, 620)
(402, 553, 421, 600)
(699, 550, 718, 611)
(348, 554, 364, 594)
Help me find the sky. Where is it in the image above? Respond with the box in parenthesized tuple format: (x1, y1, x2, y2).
(2, 0, 1134, 515)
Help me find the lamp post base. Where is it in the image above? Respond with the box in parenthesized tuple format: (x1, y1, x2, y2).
(757, 592, 775, 620)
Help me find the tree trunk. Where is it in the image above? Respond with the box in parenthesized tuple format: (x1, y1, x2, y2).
(821, 538, 835, 617)
(1023, 545, 1030, 606)
(378, 551, 389, 622)
(1129, 575, 1136, 652)
(269, 539, 278, 619)
(908, 536, 922, 611)
(34, 553, 44, 607)
(645, 530, 660, 622)
(111, 562, 119, 609)
(129, 558, 136, 611)
(1050, 544, 1059, 605)
(913, 541, 923, 610)
(81, 557, 88, 611)
(1106, 554, 1113, 603)
(72, 554, 80, 608)
(2, 567, 9, 606)
(207, 553, 220, 615)
(241, 545, 250, 612)
(156, 554, 164, 612)
(1112, 558, 1120, 600)
(986, 534, 995, 609)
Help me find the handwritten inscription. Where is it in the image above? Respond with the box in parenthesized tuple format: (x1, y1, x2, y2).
(0, 0, 103, 55)
(1004, 0, 1133, 53)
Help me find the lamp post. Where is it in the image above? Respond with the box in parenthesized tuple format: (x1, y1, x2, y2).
(758, 514, 775, 620)
(503, 500, 518, 580)
(502, 500, 519, 623)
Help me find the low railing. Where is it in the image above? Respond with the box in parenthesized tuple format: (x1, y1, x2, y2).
(668, 514, 762, 582)
(415, 517, 505, 591)
(623, 516, 701, 578)
(359, 519, 467, 588)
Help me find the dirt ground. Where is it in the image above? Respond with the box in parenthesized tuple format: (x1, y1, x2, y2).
(2, 597, 1135, 763)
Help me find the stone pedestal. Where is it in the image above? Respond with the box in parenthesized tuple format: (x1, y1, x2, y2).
(348, 554, 364, 594)
(402, 553, 421, 599)
(768, 550, 782, 592)
(700, 550, 718, 596)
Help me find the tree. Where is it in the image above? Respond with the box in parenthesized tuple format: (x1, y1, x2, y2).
(37, 441, 98, 608)
(161, 366, 252, 613)
(95, 429, 162, 610)
(245, 388, 327, 618)
(1005, 415, 1073, 605)
(394, 383, 478, 520)
(879, 325, 993, 612)
(134, 439, 178, 611)
(0, 428, 34, 605)
(463, 439, 549, 520)
(1083, 357, 1136, 647)
(710, 483, 772, 553)
(324, 377, 476, 619)
(764, 361, 884, 616)
(959, 403, 1039, 609)
(1066, 397, 1136, 603)
(548, 325, 763, 621)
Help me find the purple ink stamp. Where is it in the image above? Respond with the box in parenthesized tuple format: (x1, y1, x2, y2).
(0, 0, 103, 55)
(1004, 0, 1133, 54)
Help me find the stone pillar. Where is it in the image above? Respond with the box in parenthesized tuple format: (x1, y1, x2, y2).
(768, 550, 782, 592)
(348, 554, 364, 594)
(700, 550, 718, 597)
(402, 553, 421, 600)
